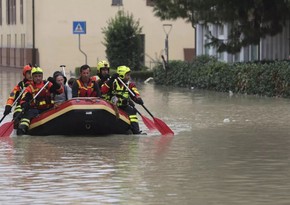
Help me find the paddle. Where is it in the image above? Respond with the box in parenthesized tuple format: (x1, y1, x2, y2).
(0, 81, 50, 137)
(133, 106, 156, 132)
(0, 87, 26, 124)
(127, 99, 156, 131)
(140, 104, 174, 136)
(117, 77, 174, 136)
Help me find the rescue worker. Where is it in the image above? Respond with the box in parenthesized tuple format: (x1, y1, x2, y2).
(101, 65, 144, 134)
(72, 64, 101, 98)
(3, 64, 32, 128)
(53, 71, 72, 104)
(94, 60, 111, 100)
(17, 67, 63, 135)
(94, 60, 110, 87)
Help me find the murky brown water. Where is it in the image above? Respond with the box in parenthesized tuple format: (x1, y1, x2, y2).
(1, 79, 290, 204)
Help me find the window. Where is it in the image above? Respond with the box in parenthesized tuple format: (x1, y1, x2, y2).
(0, 0, 2, 25)
(233, 52, 240, 62)
(218, 25, 224, 36)
(6, 0, 16, 25)
(112, 0, 122, 6)
(14, 33, 16, 65)
(204, 25, 210, 55)
(146, 0, 155, 6)
(6, 0, 10, 24)
(20, 33, 25, 65)
(217, 52, 225, 61)
(250, 45, 258, 61)
(7, 34, 11, 65)
(20, 0, 23, 24)
(0, 35, 2, 64)
(12, 0, 16, 24)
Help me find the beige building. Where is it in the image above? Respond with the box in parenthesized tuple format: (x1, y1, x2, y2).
(0, 0, 194, 85)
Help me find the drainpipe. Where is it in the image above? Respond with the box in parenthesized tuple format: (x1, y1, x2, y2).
(32, 0, 36, 66)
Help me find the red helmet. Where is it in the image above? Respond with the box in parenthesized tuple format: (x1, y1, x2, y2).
(23, 64, 32, 76)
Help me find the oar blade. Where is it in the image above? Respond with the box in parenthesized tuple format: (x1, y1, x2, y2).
(153, 118, 174, 136)
(141, 115, 156, 131)
(0, 122, 14, 137)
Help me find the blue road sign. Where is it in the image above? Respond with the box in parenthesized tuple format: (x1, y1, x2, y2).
(73, 21, 86, 34)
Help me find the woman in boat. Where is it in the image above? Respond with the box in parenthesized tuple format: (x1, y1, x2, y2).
(71, 64, 101, 98)
(101, 65, 144, 134)
(17, 67, 63, 135)
(53, 71, 72, 104)
(3, 64, 32, 129)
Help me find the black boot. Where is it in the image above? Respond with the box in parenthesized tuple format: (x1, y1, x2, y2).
(17, 125, 27, 136)
(130, 122, 141, 134)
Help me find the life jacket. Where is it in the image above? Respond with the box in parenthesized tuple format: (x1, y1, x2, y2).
(76, 78, 97, 97)
(111, 81, 130, 107)
(26, 81, 55, 109)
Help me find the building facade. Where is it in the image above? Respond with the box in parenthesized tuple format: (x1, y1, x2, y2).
(196, 22, 290, 62)
(0, 0, 195, 101)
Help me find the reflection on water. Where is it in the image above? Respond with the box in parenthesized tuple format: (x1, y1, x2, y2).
(1, 83, 290, 204)
(0, 69, 22, 107)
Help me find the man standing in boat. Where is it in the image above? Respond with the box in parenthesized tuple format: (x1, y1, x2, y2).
(101, 65, 144, 134)
(17, 67, 64, 135)
(2, 64, 32, 129)
(71, 64, 102, 98)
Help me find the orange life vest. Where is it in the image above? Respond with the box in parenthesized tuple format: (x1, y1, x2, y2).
(25, 81, 55, 109)
(76, 78, 98, 97)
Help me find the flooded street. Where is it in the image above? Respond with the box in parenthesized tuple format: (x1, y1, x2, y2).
(1, 82, 290, 204)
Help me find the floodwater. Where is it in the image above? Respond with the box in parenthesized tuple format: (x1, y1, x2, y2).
(1, 81, 290, 204)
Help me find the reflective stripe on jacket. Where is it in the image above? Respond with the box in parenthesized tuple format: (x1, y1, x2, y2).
(21, 81, 63, 110)
(6, 79, 31, 106)
(75, 78, 98, 97)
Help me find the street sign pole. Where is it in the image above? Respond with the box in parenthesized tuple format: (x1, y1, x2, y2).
(73, 21, 87, 64)
(78, 34, 87, 64)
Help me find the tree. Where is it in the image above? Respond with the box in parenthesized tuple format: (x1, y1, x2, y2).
(152, 0, 290, 54)
(102, 10, 143, 70)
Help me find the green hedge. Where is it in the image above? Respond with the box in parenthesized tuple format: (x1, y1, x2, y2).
(153, 55, 290, 98)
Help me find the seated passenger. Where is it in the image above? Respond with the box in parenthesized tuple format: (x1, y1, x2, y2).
(53, 71, 72, 104)
(71, 64, 101, 98)
(17, 67, 63, 135)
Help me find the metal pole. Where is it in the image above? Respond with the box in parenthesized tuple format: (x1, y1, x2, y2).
(78, 34, 87, 64)
(165, 34, 169, 63)
(163, 24, 172, 63)
(32, 0, 36, 65)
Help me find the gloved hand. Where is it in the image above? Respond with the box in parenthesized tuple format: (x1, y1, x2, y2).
(4, 105, 12, 115)
(129, 99, 135, 107)
(134, 97, 144, 105)
(21, 102, 30, 111)
(110, 73, 119, 80)
(111, 96, 119, 105)
(101, 74, 110, 82)
(47, 77, 57, 84)
(106, 73, 119, 87)
(47, 76, 61, 89)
